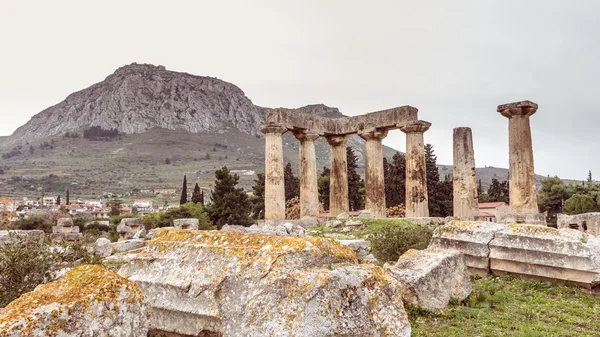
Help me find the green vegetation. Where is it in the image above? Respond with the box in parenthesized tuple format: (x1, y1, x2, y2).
(425, 144, 453, 217)
(409, 276, 600, 337)
(180, 175, 188, 205)
(284, 162, 299, 202)
(479, 178, 510, 203)
(384, 152, 406, 207)
(318, 167, 330, 211)
(537, 176, 600, 218)
(207, 166, 252, 228)
(13, 215, 56, 233)
(358, 219, 433, 263)
(142, 202, 212, 229)
(347, 147, 364, 212)
(250, 172, 265, 220)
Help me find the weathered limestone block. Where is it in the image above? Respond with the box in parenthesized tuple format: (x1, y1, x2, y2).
(119, 229, 411, 337)
(112, 239, 145, 253)
(173, 218, 199, 230)
(385, 248, 472, 310)
(428, 220, 507, 276)
(0, 230, 44, 246)
(147, 226, 173, 239)
(94, 237, 113, 257)
(132, 228, 147, 239)
(557, 213, 600, 237)
(0, 265, 148, 336)
(489, 224, 600, 288)
(221, 223, 306, 236)
(117, 218, 143, 241)
(50, 218, 83, 243)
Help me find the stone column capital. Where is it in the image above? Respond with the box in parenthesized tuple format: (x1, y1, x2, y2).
(399, 120, 431, 134)
(260, 123, 288, 135)
(358, 128, 388, 141)
(325, 135, 348, 147)
(292, 130, 320, 142)
(497, 100, 538, 118)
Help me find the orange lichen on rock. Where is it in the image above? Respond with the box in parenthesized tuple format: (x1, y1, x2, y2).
(0, 264, 147, 336)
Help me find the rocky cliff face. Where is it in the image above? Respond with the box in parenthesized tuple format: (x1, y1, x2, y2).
(4, 63, 268, 147)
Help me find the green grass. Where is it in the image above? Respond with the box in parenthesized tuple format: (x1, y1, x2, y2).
(409, 276, 600, 337)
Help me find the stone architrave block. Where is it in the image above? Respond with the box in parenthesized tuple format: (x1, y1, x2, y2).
(428, 220, 507, 276)
(0, 265, 148, 336)
(173, 218, 200, 230)
(385, 248, 472, 310)
(118, 229, 411, 337)
(489, 224, 600, 288)
(112, 239, 145, 253)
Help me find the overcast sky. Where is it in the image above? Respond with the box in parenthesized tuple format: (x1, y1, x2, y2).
(0, 0, 598, 180)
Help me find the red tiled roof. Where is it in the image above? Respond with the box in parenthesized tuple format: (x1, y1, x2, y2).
(478, 202, 505, 209)
(479, 212, 495, 217)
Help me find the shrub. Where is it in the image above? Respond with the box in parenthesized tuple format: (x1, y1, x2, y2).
(365, 220, 433, 263)
(0, 234, 58, 307)
(13, 215, 55, 233)
(386, 204, 406, 218)
(142, 202, 213, 230)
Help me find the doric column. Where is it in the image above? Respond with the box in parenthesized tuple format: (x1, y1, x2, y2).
(260, 123, 287, 220)
(359, 128, 388, 218)
(498, 100, 539, 215)
(453, 127, 479, 217)
(326, 135, 349, 217)
(400, 121, 431, 217)
(293, 131, 320, 219)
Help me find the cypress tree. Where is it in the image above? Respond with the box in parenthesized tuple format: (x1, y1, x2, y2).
(347, 147, 363, 211)
(284, 162, 300, 202)
(56, 195, 61, 206)
(318, 167, 330, 211)
(425, 144, 452, 217)
(250, 172, 266, 219)
(180, 175, 188, 205)
(191, 183, 204, 204)
(207, 166, 252, 228)
(66, 189, 70, 206)
(384, 152, 406, 207)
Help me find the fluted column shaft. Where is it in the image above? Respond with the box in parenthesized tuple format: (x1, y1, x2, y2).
(498, 101, 539, 215)
(359, 129, 388, 218)
(261, 123, 287, 220)
(326, 135, 349, 217)
(400, 121, 431, 217)
(294, 131, 320, 219)
(453, 127, 478, 217)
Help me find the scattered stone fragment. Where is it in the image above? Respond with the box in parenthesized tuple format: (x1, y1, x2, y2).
(385, 248, 472, 310)
(133, 228, 147, 239)
(147, 227, 173, 239)
(117, 218, 143, 241)
(0, 264, 148, 336)
(336, 212, 350, 219)
(94, 237, 113, 257)
(112, 239, 145, 253)
(173, 218, 199, 230)
(119, 229, 411, 337)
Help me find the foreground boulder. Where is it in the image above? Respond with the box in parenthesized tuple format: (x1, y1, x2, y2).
(0, 264, 148, 336)
(385, 248, 472, 310)
(428, 220, 507, 276)
(119, 229, 411, 337)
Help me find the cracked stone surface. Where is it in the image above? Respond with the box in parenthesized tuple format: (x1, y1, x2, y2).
(118, 229, 411, 337)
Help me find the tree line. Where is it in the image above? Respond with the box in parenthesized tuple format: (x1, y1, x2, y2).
(538, 172, 600, 222)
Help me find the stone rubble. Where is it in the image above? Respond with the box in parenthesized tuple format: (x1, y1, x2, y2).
(385, 248, 472, 310)
(94, 237, 113, 257)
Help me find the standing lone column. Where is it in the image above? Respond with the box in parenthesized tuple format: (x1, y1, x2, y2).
(326, 135, 349, 217)
(453, 127, 479, 217)
(359, 128, 388, 218)
(260, 123, 287, 220)
(293, 131, 320, 219)
(400, 121, 431, 217)
(498, 100, 539, 215)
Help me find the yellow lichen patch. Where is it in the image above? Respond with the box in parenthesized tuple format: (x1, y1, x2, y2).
(149, 229, 358, 263)
(508, 223, 559, 237)
(0, 264, 144, 334)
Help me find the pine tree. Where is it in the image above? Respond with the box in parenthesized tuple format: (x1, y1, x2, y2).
(284, 162, 300, 202)
(66, 189, 70, 206)
(250, 173, 265, 219)
(191, 183, 204, 204)
(487, 178, 509, 203)
(207, 166, 252, 228)
(424, 144, 453, 217)
(318, 167, 330, 211)
(384, 152, 406, 207)
(180, 175, 188, 205)
(347, 147, 363, 211)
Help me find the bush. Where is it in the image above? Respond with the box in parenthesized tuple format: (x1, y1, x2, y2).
(13, 215, 55, 233)
(365, 220, 433, 263)
(142, 202, 213, 230)
(386, 204, 406, 218)
(0, 234, 58, 307)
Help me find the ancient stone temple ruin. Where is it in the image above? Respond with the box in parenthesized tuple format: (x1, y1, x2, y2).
(261, 106, 432, 220)
(51, 218, 83, 243)
(453, 127, 478, 217)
